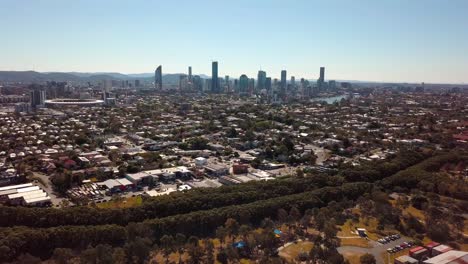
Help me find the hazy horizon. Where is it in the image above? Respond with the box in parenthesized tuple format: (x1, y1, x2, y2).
(1, 0, 468, 83)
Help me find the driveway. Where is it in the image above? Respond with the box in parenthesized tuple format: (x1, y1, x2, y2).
(32, 171, 66, 207)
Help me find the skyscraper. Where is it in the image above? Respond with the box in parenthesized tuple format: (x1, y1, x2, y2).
(257, 70, 267, 91)
(239, 74, 249, 95)
(101, 79, 112, 92)
(30, 88, 46, 108)
(188, 66, 192, 82)
(265, 77, 272, 92)
(225, 75, 230, 92)
(155, 65, 162, 90)
(280, 70, 287, 95)
(320, 67, 325, 82)
(211, 61, 219, 93)
(318, 66, 325, 91)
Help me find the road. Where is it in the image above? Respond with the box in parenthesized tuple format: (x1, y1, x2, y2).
(337, 237, 409, 264)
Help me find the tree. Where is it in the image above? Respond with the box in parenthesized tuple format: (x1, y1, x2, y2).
(216, 226, 228, 247)
(360, 253, 376, 264)
(13, 254, 41, 264)
(239, 225, 251, 240)
(124, 237, 152, 264)
(52, 248, 74, 264)
(160, 235, 175, 263)
(277, 208, 289, 223)
(112, 248, 127, 264)
(224, 218, 239, 241)
(204, 239, 215, 264)
(216, 250, 228, 264)
(289, 206, 301, 222)
(175, 233, 186, 264)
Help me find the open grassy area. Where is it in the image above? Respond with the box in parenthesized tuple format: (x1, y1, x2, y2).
(339, 237, 371, 248)
(341, 251, 365, 264)
(338, 218, 381, 241)
(278, 241, 314, 263)
(96, 196, 143, 209)
(402, 205, 426, 220)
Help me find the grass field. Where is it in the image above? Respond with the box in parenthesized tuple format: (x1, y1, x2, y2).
(338, 218, 381, 241)
(341, 251, 365, 264)
(402, 205, 426, 220)
(339, 237, 371, 248)
(278, 241, 314, 263)
(96, 196, 143, 209)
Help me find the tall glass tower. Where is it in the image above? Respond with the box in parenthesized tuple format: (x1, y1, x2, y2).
(155, 65, 162, 90)
(211, 61, 219, 93)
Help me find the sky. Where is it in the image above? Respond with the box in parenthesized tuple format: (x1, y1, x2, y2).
(1, 0, 468, 83)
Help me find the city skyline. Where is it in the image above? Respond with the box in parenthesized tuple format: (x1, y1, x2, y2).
(1, 0, 468, 83)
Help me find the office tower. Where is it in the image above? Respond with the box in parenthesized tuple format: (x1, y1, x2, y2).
(134, 80, 140, 88)
(239, 74, 249, 95)
(30, 88, 46, 108)
(224, 75, 230, 92)
(155, 65, 162, 90)
(192, 75, 202, 92)
(265, 77, 272, 92)
(280, 70, 287, 95)
(101, 79, 112, 92)
(329, 80, 336, 91)
(211, 61, 219, 93)
(291, 76, 295, 87)
(257, 70, 267, 91)
(320, 67, 325, 82)
(234, 79, 239, 93)
(204, 79, 211, 92)
(179, 75, 189, 91)
(249, 78, 255, 94)
(188, 66, 192, 82)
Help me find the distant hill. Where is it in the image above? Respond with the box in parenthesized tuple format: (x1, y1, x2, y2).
(0, 71, 82, 82)
(0, 71, 209, 85)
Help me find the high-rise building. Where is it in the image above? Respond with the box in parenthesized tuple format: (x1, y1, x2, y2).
(101, 79, 112, 92)
(280, 70, 287, 95)
(30, 88, 46, 108)
(318, 66, 325, 91)
(257, 70, 267, 91)
(239, 74, 249, 95)
(320, 67, 325, 82)
(179, 75, 189, 91)
(192, 75, 202, 92)
(248, 78, 255, 95)
(211, 61, 219, 93)
(265, 77, 272, 92)
(224, 75, 230, 92)
(155, 65, 162, 90)
(329, 80, 336, 91)
(291, 76, 295, 87)
(188, 66, 192, 82)
(234, 79, 239, 93)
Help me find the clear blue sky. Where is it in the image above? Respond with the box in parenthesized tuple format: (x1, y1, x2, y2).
(1, 0, 468, 83)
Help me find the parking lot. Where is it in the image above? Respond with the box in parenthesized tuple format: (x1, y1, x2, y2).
(338, 234, 411, 264)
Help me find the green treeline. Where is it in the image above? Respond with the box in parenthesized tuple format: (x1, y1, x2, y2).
(0, 182, 372, 261)
(0, 175, 342, 228)
(0, 150, 464, 262)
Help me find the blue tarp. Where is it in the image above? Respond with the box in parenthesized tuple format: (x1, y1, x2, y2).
(232, 241, 246, 248)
